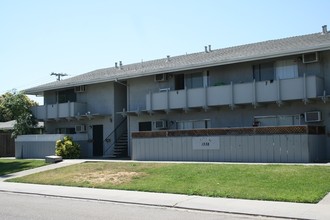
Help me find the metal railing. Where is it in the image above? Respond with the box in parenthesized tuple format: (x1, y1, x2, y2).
(104, 117, 127, 155)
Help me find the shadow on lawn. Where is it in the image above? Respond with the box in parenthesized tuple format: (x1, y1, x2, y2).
(0, 161, 37, 176)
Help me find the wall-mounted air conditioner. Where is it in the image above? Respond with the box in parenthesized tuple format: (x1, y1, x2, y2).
(154, 120, 167, 129)
(74, 85, 86, 93)
(155, 74, 167, 82)
(75, 125, 86, 133)
(302, 52, 318, 64)
(304, 111, 322, 123)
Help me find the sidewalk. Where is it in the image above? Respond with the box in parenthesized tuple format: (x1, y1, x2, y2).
(0, 160, 329, 220)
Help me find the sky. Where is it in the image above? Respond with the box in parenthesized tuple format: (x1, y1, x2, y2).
(1, 0, 330, 104)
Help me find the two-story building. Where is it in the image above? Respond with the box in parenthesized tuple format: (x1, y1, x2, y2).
(19, 26, 330, 163)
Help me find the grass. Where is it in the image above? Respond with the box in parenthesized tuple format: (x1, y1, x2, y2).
(0, 159, 46, 176)
(7, 162, 330, 203)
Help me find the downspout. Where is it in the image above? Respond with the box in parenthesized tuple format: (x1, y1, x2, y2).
(276, 79, 282, 106)
(127, 82, 131, 157)
(204, 85, 208, 111)
(253, 79, 257, 108)
(303, 73, 308, 104)
(166, 89, 170, 113)
(185, 86, 188, 112)
(230, 81, 234, 110)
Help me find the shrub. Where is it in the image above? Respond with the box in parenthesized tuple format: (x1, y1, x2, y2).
(55, 136, 80, 159)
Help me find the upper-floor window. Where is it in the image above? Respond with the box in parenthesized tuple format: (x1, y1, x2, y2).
(275, 60, 298, 80)
(58, 89, 76, 103)
(174, 72, 209, 90)
(253, 62, 274, 81)
(186, 73, 203, 89)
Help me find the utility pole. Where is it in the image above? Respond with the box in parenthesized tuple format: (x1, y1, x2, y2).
(51, 72, 68, 81)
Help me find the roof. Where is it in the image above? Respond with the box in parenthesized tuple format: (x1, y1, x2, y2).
(25, 30, 330, 95)
(0, 120, 16, 130)
(0, 120, 44, 131)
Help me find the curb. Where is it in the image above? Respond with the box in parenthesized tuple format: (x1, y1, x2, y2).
(0, 188, 301, 220)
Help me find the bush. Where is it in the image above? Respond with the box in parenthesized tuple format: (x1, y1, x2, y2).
(55, 136, 80, 159)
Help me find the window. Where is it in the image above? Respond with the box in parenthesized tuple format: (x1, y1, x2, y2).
(174, 72, 209, 90)
(57, 128, 75, 134)
(186, 73, 203, 89)
(176, 119, 210, 130)
(253, 114, 301, 127)
(275, 60, 298, 80)
(58, 89, 76, 103)
(139, 121, 152, 131)
(253, 62, 274, 81)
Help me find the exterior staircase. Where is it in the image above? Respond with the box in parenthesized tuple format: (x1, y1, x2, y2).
(112, 133, 128, 158)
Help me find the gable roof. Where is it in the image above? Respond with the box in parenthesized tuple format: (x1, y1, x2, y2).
(24, 31, 330, 95)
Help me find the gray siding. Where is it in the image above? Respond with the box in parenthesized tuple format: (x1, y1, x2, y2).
(132, 134, 325, 163)
(15, 134, 88, 159)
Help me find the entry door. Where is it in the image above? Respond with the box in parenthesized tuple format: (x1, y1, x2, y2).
(93, 125, 103, 156)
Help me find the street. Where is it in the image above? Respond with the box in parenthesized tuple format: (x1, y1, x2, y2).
(0, 192, 282, 220)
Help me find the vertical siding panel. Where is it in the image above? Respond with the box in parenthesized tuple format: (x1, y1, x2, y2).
(259, 135, 267, 163)
(236, 136, 243, 162)
(145, 138, 150, 160)
(273, 135, 281, 163)
(229, 136, 235, 162)
(301, 135, 309, 162)
(152, 138, 158, 161)
(162, 137, 168, 161)
(181, 137, 187, 161)
(254, 135, 260, 162)
(182, 137, 189, 161)
(186, 137, 196, 161)
(137, 138, 143, 160)
(266, 135, 273, 163)
(173, 137, 181, 161)
(166, 138, 177, 160)
(279, 135, 288, 163)
(224, 136, 230, 162)
(136, 138, 142, 160)
(246, 136, 253, 162)
(287, 135, 295, 163)
(294, 135, 302, 163)
(241, 136, 247, 162)
(139, 138, 145, 160)
(141, 138, 147, 160)
(219, 136, 225, 161)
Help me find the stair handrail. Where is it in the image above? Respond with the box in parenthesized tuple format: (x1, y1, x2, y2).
(104, 117, 127, 155)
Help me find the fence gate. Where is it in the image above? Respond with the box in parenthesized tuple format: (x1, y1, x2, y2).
(0, 133, 15, 157)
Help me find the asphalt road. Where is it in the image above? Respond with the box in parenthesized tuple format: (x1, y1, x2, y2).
(0, 192, 283, 220)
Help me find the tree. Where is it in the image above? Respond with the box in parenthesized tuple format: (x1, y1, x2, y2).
(0, 91, 38, 137)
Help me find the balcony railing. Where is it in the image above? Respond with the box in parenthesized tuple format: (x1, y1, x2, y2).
(146, 75, 324, 112)
(32, 102, 87, 120)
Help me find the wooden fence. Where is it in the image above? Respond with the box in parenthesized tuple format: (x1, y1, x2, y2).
(0, 133, 15, 157)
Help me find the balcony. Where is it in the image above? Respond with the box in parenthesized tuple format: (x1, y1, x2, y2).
(146, 75, 324, 112)
(32, 102, 87, 121)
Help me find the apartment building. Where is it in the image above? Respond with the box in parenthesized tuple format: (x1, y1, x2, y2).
(20, 26, 330, 162)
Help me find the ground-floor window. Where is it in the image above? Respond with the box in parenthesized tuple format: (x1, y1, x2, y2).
(253, 114, 302, 127)
(139, 121, 152, 131)
(176, 119, 210, 130)
(57, 128, 75, 134)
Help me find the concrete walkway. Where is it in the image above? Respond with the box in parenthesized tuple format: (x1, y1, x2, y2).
(0, 159, 329, 220)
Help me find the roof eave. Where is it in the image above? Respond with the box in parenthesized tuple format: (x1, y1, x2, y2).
(24, 44, 330, 95)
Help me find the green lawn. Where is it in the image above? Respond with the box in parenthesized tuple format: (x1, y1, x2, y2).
(0, 159, 46, 176)
(7, 162, 330, 203)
